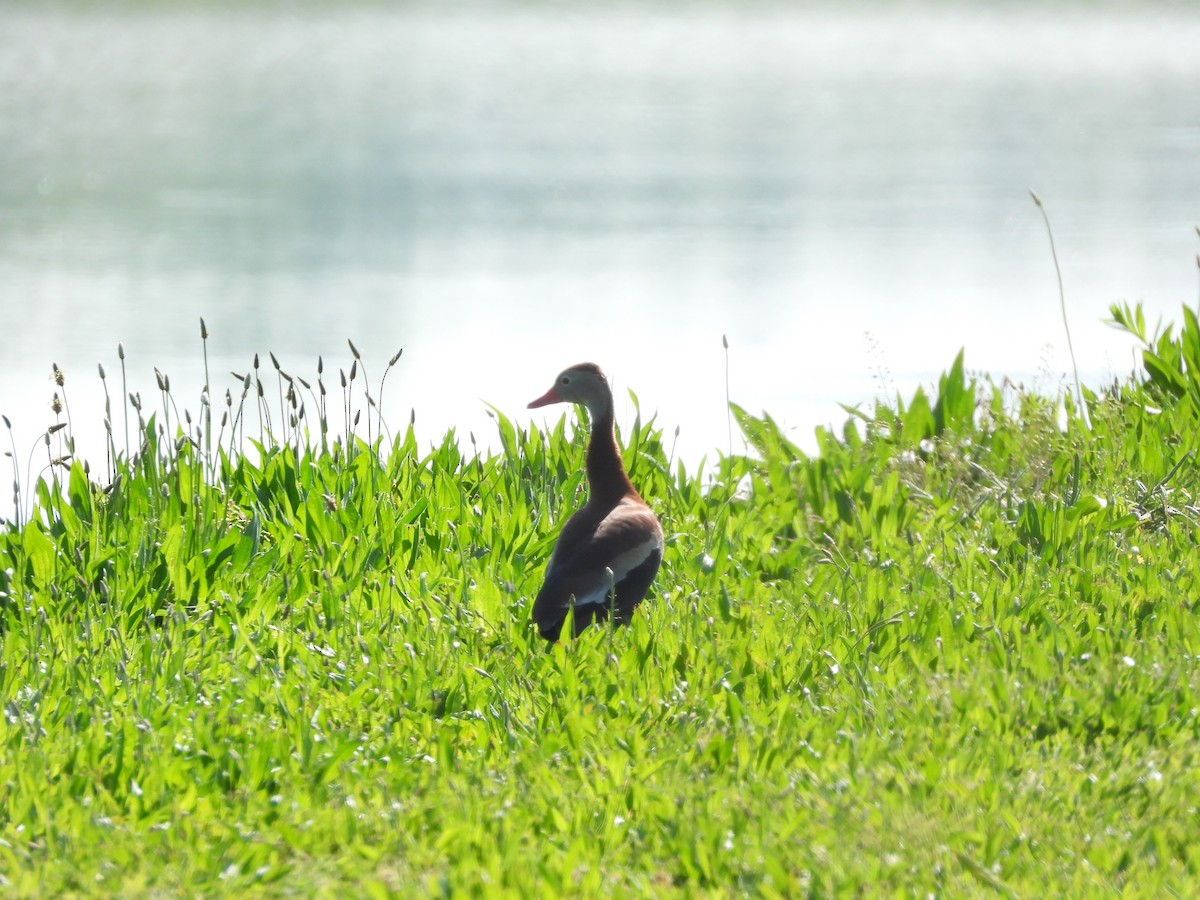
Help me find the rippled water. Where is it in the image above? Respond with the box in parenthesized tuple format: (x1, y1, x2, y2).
(2, 3, 1198, 516)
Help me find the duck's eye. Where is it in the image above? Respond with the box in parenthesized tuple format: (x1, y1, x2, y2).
(559, 375, 571, 385)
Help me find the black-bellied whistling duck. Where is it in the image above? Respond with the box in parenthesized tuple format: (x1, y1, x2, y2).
(527, 363, 664, 641)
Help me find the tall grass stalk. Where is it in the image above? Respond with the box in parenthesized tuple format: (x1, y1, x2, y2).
(97, 361, 115, 483)
(348, 340, 370, 446)
(200, 318, 212, 479)
(377, 348, 404, 444)
(118, 342, 129, 458)
(722, 333, 732, 456)
(2, 415, 18, 525)
(1030, 189, 1090, 429)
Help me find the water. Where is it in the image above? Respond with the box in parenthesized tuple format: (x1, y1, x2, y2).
(2, 3, 1199, 519)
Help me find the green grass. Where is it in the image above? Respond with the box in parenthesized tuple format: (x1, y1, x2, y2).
(2, 304, 1200, 896)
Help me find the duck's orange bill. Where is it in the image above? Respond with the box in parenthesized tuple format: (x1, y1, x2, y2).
(528, 387, 562, 409)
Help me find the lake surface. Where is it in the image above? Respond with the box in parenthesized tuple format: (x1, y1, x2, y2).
(2, 3, 1199, 518)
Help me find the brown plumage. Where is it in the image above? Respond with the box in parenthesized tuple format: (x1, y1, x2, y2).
(527, 363, 664, 641)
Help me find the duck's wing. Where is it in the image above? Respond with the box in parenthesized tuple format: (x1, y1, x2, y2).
(532, 500, 663, 641)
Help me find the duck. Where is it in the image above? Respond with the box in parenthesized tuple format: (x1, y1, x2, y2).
(527, 363, 664, 641)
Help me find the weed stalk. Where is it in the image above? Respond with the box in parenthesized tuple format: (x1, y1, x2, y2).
(1030, 189, 1090, 429)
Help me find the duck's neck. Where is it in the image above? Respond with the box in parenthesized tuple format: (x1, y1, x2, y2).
(585, 397, 635, 505)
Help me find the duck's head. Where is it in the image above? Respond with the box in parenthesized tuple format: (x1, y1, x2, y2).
(528, 362, 611, 417)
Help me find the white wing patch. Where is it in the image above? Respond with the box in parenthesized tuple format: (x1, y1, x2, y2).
(570, 532, 661, 608)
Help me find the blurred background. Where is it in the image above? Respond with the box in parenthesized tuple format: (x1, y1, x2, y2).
(2, 1, 1199, 516)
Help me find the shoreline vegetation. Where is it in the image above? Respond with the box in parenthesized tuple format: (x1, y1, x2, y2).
(2, 302, 1199, 894)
